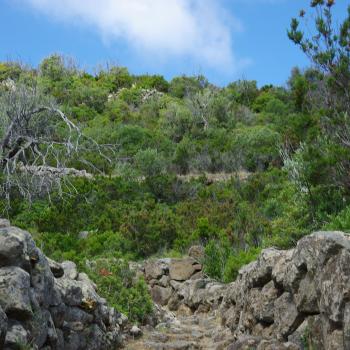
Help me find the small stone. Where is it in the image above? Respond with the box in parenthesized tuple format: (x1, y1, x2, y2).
(130, 325, 142, 337)
(78, 231, 90, 239)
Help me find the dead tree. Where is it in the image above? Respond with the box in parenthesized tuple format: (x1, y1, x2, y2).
(0, 83, 113, 204)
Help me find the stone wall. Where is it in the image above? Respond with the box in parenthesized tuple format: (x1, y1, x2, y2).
(0, 219, 127, 350)
(142, 232, 350, 350)
(2, 217, 350, 350)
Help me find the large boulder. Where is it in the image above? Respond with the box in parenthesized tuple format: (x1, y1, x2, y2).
(219, 231, 350, 349)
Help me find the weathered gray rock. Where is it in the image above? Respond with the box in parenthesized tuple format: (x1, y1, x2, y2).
(4, 321, 28, 348)
(241, 248, 285, 288)
(0, 219, 10, 228)
(62, 261, 78, 280)
(77, 272, 97, 291)
(250, 281, 278, 324)
(151, 286, 173, 306)
(159, 275, 170, 287)
(169, 258, 198, 281)
(0, 228, 27, 268)
(274, 292, 303, 339)
(0, 267, 32, 320)
(228, 336, 300, 350)
(130, 325, 142, 337)
(227, 336, 262, 350)
(47, 257, 64, 278)
(144, 260, 168, 280)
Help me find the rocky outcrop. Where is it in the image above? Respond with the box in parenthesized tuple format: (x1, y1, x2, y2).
(0, 220, 127, 350)
(138, 232, 350, 349)
(220, 231, 350, 350)
(142, 257, 226, 313)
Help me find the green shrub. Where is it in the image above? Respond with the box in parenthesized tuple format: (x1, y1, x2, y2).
(84, 259, 154, 324)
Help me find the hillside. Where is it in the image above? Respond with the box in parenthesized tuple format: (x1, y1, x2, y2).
(1, 2, 350, 348)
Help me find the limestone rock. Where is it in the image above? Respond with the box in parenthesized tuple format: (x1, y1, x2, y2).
(47, 257, 64, 278)
(250, 281, 278, 324)
(4, 321, 28, 348)
(0, 219, 10, 228)
(0, 223, 126, 349)
(159, 275, 170, 288)
(62, 261, 78, 280)
(0, 227, 27, 268)
(169, 258, 198, 281)
(151, 286, 172, 306)
(0, 267, 32, 320)
(130, 325, 142, 337)
(274, 292, 303, 339)
(144, 260, 168, 280)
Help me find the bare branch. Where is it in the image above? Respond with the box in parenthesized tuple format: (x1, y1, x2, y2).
(0, 82, 117, 206)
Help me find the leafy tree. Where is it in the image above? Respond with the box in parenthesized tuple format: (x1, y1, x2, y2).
(288, 1, 350, 115)
(169, 75, 208, 98)
(226, 80, 259, 107)
(134, 148, 168, 178)
(135, 74, 169, 92)
(97, 66, 133, 91)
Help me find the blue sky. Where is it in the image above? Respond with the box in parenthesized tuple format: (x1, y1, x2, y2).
(0, 0, 348, 86)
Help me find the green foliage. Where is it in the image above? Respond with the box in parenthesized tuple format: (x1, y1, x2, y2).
(135, 74, 169, 92)
(203, 235, 261, 283)
(134, 148, 168, 178)
(288, 1, 350, 129)
(325, 206, 350, 232)
(86, 259, 153, 323)
(4, 14, 350, 321)
(120, 201, 179, 257)
(169, 75, 208, 98)
(230, 125, 281, 171)
(0, 62, 23, 81)
(97, 66, 133, 91)
(227, 80, 259, 107)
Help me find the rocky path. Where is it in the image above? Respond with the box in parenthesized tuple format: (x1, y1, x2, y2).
(125, 310, 234, 350)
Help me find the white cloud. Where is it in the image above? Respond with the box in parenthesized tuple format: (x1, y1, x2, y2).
(20, 0, 248, 72)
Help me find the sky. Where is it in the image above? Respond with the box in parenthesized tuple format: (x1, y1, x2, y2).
(0, 0, 348, 87)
